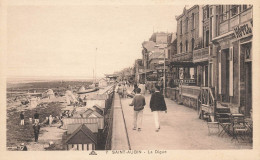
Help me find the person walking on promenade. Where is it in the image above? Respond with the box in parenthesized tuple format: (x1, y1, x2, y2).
(117, 84, 123, 98)
(34, 111, 39, 124)
(133, 84, 139, 94)
(129, 88, 146, 131)
(20, 111, 25, 126)
(122, 84, 127, 98)
(33, 122, 40, 142)
(139, 83, 146, 95)
(149, 85, 167, 132)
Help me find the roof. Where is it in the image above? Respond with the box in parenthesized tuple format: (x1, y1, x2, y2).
(170, 32, 177, 43)
(149, 52, 164, 59)
(83, 109, 103, 118)
(92, 105, 104, 115)
(142, 41, 156, 52)
(175, 5, 199, 20)
(67, 123, 98, 134)
(65, 124, 97, 144)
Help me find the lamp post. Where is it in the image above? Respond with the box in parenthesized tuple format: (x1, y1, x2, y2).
(158, 46, 166, 96)
(163, 48, 166, 96)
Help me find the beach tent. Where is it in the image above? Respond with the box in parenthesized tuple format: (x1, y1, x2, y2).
(46, 89, 55, 99)
(65, 90, 78, 105)
(30, 97, 38, 108)
(98, 78, 108, 87)
(78, 86, 86, 92)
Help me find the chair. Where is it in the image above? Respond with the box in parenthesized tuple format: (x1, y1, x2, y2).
(231, 114, 248, 143)
(216, 107, 232, 137)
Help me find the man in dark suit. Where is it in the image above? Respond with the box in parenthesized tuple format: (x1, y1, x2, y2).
(33, 122, 41, 142)
(149, 85, 167, 132)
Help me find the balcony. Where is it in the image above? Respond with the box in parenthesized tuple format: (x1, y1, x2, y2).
(219, 7, 253, 35)
(171, 52, 192, 62)
(193, 47, 209, 63)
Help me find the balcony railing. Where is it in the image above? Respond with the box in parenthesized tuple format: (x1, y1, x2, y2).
(193, 47, 209, 63)
(219, 7, 253, 35)
(171, 52, 193, 62)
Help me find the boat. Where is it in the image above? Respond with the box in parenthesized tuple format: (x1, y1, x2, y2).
(77, 88, 99, 94)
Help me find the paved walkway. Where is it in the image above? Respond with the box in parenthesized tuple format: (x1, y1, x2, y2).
(118, 87, 252, 150)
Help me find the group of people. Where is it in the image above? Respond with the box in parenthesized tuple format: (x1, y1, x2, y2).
(19, 110, 64, 146)
(129, 84, 167, 132)
(116, 83, 128, 98)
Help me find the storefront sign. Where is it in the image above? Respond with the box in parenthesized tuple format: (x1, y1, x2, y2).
(233, 21, 253, 40)
(174, 79, 196, 84)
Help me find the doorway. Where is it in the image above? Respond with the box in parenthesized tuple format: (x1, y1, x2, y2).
(221, 49, 230, 102)
(245, 62, 252, 116)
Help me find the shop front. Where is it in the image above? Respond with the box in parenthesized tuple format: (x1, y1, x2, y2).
(213, 10, 252, 116)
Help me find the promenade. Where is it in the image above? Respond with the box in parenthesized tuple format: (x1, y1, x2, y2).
(112, 87, 252, 150)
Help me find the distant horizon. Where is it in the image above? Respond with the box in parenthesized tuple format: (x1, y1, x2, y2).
(6, 75, 104, 84)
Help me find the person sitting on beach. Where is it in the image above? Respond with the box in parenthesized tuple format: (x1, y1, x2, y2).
(19, 143, 27, 151)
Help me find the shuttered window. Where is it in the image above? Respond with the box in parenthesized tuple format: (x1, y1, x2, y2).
(218, 50, 221, 94)
(229, 46, 234, 96)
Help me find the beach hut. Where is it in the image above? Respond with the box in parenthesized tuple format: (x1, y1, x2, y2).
(65, 124, 97, 151)
(63, 108, 104, 130)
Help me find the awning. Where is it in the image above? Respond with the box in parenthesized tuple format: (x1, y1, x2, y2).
(169, 61, 194, 67)
(138, 69, 154, 75)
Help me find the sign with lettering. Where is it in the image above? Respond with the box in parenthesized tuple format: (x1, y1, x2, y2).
(174, 79, 196, 84)
(233, 21, 253, 40)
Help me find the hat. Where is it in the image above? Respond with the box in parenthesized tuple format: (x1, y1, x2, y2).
(20, 143, 24, 146)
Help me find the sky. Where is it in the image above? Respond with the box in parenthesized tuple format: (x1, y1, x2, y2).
(6, 4, 186, 78)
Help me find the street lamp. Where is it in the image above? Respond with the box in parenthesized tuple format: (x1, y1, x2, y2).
(158, 45, 167, 96)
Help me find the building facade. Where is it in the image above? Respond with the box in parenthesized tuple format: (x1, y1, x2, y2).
(212, 5, 253, 115)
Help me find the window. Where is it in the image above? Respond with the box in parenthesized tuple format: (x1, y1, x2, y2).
(221, 5, 227, 22)
(180, 42, 183, 53)
(205, 31, 209, 47)
(185, 18, 189, 33)
(190, 67, 195, 79)
(185, 40, 188, 52)
(191, 38, 195, 51)
(243, 5, 248, 11)
(191, 13, 195, 29)
(231, 5, 238, 17)
(207, 6, 210, 18)
(180, 20, 182, 34)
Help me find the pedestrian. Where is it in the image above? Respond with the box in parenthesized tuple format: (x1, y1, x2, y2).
(149, 85, 167, 132)
(122, 84, 127, 98)
(49, 115, 53, 126)
(129, 88, 146, 131)
(34, 111, 39, 123)
(117, 84, 123, 98)
(58, 114, 63, 128)
(20, 111, 25, 126)
(133, 84, 138, 94)
(33, 122, 41, 142)
(139, 83, 146, 95)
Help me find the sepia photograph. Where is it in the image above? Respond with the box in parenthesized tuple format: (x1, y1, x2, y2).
(0, 0, 259, 160)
